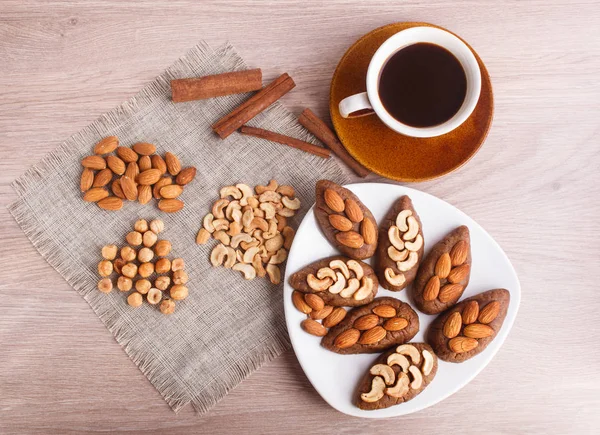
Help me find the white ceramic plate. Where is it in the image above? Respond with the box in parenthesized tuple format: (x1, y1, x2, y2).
(283, 183, 520, 418)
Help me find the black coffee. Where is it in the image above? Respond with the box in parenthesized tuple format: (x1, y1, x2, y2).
(378, 43, 467, 128)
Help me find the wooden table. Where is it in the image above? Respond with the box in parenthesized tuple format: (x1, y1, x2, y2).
(2, 1, 599, 433)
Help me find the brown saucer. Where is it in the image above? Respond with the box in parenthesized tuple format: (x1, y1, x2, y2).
(329, 22, 494, 182)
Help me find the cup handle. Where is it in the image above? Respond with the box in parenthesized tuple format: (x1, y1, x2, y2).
(338, 92, 375, 118)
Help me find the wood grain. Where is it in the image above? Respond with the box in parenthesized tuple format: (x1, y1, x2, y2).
(1, 0, 600, 433)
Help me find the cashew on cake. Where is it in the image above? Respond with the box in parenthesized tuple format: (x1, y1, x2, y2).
(355, 343, 438, 410)
(375, 195, 424, 292)
(427, 289, 510, 363)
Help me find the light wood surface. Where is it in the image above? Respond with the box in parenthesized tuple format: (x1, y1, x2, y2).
(1, 1, 599, 433)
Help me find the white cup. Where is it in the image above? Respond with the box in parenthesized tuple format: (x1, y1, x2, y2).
(338, 27, 481, 138)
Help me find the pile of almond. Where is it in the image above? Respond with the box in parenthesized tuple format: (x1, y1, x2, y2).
(292, 292, 347, 336)
(425, 240, 470, 302)
(196, 179, 298, 284)
(96, 218, 188, 314)
(324, 188, 376, 249)
(80, 136, 196, 212)
(442, 300, 500, 353)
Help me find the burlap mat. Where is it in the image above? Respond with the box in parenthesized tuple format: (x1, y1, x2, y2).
(8, 42, 351, 413)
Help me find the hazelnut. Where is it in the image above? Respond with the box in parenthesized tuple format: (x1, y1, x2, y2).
(117, 276, 132, 291)
(98, 260, 113, 277)
(170, 284, 188, 300)
(149, 219, 164, 234)
(172, 269, 189, 285)
(155, 258, 171, 274)
(134, 219, 149, 232)
(97, 278, 113, 293)
(171, 258, 185, 271)
(101, 244, 118, 260)
(138, 247, 154, 263)
(160, 299, 176, 315)
(121, 263, 138, 279)
(135, 279, 152, 294)
(113, 258, 126, 275)
(121, 246, 137, 262)
(126, 231, 143, 246)
(147, 288, 162, 305)
(154, 240, 171, 257)
(127, 292, 143, 307)
(138, 262, 154, 278)
(155, 276, 170, 291)
(143, 230, 158, 247)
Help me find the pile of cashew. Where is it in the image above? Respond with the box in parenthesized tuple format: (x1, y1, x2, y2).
(307, 259, 373, 301)
(360, 344, 434, 403)
(384, 210, 423, 286)
(198, 179, 300, 285)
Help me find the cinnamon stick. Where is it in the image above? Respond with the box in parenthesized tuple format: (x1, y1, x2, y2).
(213, 73, 295, 139)
(239, 125, 331, 159)
(171, 69, 262, 102)
(298, 108, 370, 177)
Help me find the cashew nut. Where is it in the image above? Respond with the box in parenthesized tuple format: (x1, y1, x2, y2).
(327, 272, 346, 294)
(396, 344, 421, 364)
(277, 215, 287, 232)
(329, 260, 350, 279)
(255, 179, 278, 194)
(397, 251, 418, 272)
(408, 366, 423, 389)
(307, 274, 333, 291)
(316, 267, 337, 281)
(213, 230, 230, 246)
(370, 364, 396, 385)
(242, 209, 254, 229)
(388, 226, 405, 250)
(232, 263, 256, 280)
(212, 198, 229, 219)
(220, 185, 242, 200)
(212, 219, 229, 231)
(405, 234, 423, 252)
(268, 248, 287, 265)
(260, 202, 276, 219)
(387, 353, 410, 372)
(231, 233, 253, 248)
(346, 260, 364, 280)
(276, 185, 295, 197)
(266, 264, 281, 284)
(384, 268, 406, 286)
(235, 183, 253, 206)
(253, 207, 265, 218)
(262, 219, 278, 239)
(421, 350, 434, 376)
(227, 221, 242, 236)
(224, 247, 237, 268)
(235, 249, 244, 263)
(277, 207, 295, 217)
(247, 196, 259, 208)
(249, 217, 268, 233)
(253, 230, 264, 244)
(402, 216, 419, 241)
(395, 209, 412, 232)
(385, 372, 409, 398)
(281, 196, 301, 210)
(282, 226, 295, 250)
(264, 233, 283, 252)
(388, 246, 409, 262)
(225, 200, 241, 221)
(231, 209, 242, 223)
(210, 244, 228, 267)
(203, 213, 215, 233)
(361, 376, 385, 403)
(339, 278, 360, 298)
(252, 254, 266, 278)
(240, 239, 260, 250)
(243, 246, 261, 263)
(259, 191, 281, 203)
(353, 277, 373, 300)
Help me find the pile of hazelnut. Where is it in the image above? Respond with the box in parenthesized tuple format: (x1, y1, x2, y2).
(96, 218, 188, 314)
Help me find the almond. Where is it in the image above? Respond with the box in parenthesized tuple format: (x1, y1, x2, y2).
(92, 168, 113, 187)
(443, 312, 462, 338)
(447, 264, 470, 284)
(160, 184, 184, 199)
(138, 155, 152, 171)
(93, 136, 118, 155)
(309, 305, 333, 321)
(334, 328, 360, 348)
(328, 214, 353, 232)
(301, 318, 327, 337)
(158, 198, 184, 213)
(165, 152, 181, 175)
(358, 326, 387, 345)
(153, 176, 173, 199)
(353, 314, 379, 330)
(462, 301, 479, 324)
(304, 293, 325, 311)
(83, 187, 109, 202)
(335, 231, 364, 249)
(434, 253, 452, 278)
(80, 168, 94, 192)
(125, 162, 139, 180)
(438, 284, 463, 303)
(120, 176, 138, 201)
(132, 142, 156, 156)
(463, 324, 494, 339)
(448, 336, 478, 353)
(151, 154, 167, 174)
(372, 305, 396, 318)
(324, 188, 344, 212)
(176, 167, 197, 185)
(111, 179, 125, 199)
(360, 218, 377, 245)
(81, 155, 106, 170)
(344, 198, 363, 223)
(137, 185, 152, 205)
(106, 155, 126, 175)
(116, 146, 139, 163)
(478, 301, 500, 324)
(450, 240, 469, 266)
(292, 290, 312, 314)
(136, 169, 162, 185)
(323, 307, 346, 328)
(383, 317, 408, 331)
(97, 196, 123, 211)
(423, 275, 441, 301)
